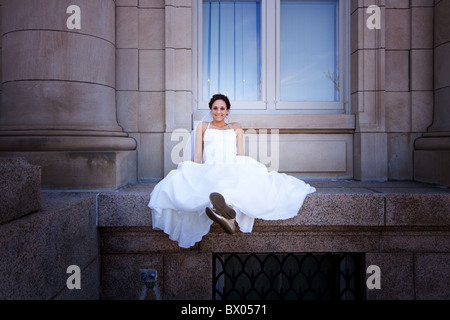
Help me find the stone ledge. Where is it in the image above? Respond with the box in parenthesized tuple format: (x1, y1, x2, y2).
(0, 192, 99, 299)
(97, 180, 450, 229)
(0, 158, 41, 224)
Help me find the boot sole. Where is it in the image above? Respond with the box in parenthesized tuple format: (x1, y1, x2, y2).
(209, 192, 236, 219)
(205, 207, 235, 234)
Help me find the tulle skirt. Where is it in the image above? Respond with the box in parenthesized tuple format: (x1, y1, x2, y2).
(148, 156, 316, 248)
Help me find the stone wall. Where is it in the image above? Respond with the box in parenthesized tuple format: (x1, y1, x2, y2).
(0, 159, 99, 299)
(0, 0, 447, 188)
(414, 0, 450, 186)
(1, 160, 448, 300)
(99, 182, 450, 300)
(0, 0, 137, 190)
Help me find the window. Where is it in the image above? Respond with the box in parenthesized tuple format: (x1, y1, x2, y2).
(202, 0, 262, 102)
(213, 253, 364, 300)
(196, 0, 349, 113)
(280, 0, 339, 102)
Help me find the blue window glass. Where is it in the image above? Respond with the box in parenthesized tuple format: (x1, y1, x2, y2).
(280, 0, 339, 102)
(203, 0, 262, 101)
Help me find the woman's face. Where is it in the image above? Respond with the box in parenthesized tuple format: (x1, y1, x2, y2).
(210, 99, 228, 123)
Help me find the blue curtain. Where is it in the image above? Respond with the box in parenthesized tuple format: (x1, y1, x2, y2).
(203, 0, 262, 101)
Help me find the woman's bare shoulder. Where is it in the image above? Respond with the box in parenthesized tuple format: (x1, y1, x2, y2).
(230, 122, 243, 130)
(195, 121, 209, 135)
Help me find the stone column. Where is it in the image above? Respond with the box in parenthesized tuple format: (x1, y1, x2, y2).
(351, 1, 388, 181)
(414, 0, 450, 186)
(163, 0, 193, 175)
(0, 0, 137, 189)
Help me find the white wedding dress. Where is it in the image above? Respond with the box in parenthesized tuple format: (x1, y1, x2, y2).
(148, 123, 316, 248)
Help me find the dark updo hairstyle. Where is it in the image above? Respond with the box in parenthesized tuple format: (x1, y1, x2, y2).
(208, 94, 231, 110)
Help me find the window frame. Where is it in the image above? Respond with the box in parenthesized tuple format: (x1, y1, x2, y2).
(194, 0, 350, 114)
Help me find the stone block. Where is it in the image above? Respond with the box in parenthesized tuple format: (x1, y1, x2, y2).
(137, 133, 164, 180)
(0, 192, 98, 299)
(0, 81, 120, 132)
(435, 0, 450, 47)
(411, 49, 433, 91)
(97, 192, 152, 227)
(100, 228, 191, 254)
(411, 7, 434, 49)
(383, 190, 450, 225)
(386, 0, 409, 9)
(117, 0, 138, 7)
(365, 253, 415, 300)
(354, 132, 388, 181)
(139, 8, 165, 49)
(2, 0, 115, 43)
(138, 92, 165, 133)
(0, 150, 137, 190)
(380, 230, 450, 252)
(116, 6, 138, 49)
(386, 9, 411, 50)
(411, 91, 433, 132)
(387, 133, 415, 180)
(434, 42, 450, 90)
(163, 253, 212, 300)
(385, 50, 410, 92)
(116, 49, 139, 91)
(414, 150, 450, 187)
(385, 92, 411, 132)
(165, 48, 192, 91)
(415, 253, 450, 300)
(431, 87, 450, 132)
(263, 190, 385, 227)
(139, 49, 165, 91)
(0, 158, 41, 224)
(200, 230, 380, 253)
(55, 257, 100, 300)
(165, 6, 192, 49)
(117, 91, 139, 132)
(3, 31, 115, 87)
(101, 254, 163, 300)
(139, 0, 165, 8)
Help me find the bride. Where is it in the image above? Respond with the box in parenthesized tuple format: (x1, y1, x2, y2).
(148, 94, 316, 248)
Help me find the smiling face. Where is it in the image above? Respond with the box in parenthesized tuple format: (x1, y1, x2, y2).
(210, 99, 228, 123)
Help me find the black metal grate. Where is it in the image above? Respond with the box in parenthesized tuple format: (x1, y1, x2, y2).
(213, 253, 364, 300)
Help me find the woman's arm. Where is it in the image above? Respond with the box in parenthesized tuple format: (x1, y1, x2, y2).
(233, 123, 245, 156)
(193, 122, 206, 163)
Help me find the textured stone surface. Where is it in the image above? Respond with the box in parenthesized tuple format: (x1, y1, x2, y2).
(0, 151, 137, 190)
(366, 253, 415, 300)
(415, 253, 450, 300)
(101, 254, 163, 300)
(97, 181, 450, 300)
(163, 253, 212, 300)
(97, 181, 450, 229)
(384, 191, 450, 225)
(0, 158, 41, 224)
(0, 192, 98, 299)
(97, 189, 153, 227)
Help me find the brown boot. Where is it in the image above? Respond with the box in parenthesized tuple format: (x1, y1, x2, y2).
(209, 192, 236, 219)
(205, 207, 235, 234)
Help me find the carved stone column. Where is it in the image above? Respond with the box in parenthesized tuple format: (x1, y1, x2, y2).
(0, 0, 137, 189)
(351, 1, 388, 181)
(414, 0, 450, 186)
